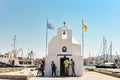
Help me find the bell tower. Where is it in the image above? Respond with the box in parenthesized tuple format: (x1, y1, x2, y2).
(57, 22, 72, 42)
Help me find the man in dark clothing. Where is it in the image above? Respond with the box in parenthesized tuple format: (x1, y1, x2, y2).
(51, 61, 57, 77)
(70, 59, 76, 76)
(41, 60, 45, 76)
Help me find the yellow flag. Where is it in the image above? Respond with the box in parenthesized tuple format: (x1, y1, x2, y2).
(82, 23, 88, 32)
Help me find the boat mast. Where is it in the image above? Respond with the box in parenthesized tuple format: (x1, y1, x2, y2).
(110, 41, 112, 61)
(105, 39, 107, 61)
(13, 35, 17, 58)
(102, 36, 106, 60)
(13, 35, 16, 50)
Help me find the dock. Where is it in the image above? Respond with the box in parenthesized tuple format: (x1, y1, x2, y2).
(29, 69, 120, 80)
(92, 68, 120, 78)
(0, 68, 34, 80)
(0, 68, 120, 80)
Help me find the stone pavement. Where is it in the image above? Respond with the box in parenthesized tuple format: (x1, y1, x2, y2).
(0, 68, 34, 80)
(0, 68, 119, 80)
(29, 70, 120, 80)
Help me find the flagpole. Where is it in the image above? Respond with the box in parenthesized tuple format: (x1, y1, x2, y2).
(81, 19, 84, 75)
(46, 19, 48, 57)
(82, 19, 84, 57)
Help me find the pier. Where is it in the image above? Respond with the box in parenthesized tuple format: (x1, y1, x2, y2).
(29, 69, 120, 80)
(0, 68, 34, 80)
(0, 67, 120, 80)
(91, 68, 120, 78)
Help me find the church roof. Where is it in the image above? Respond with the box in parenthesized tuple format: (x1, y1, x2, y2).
(72, 37, 80, 44)
(58, 25, 72, 30)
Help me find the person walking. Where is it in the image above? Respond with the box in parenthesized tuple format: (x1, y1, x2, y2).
(37, 62, 41, 76)
(51, 61, 57, 77)
(70, 59, 76, 76)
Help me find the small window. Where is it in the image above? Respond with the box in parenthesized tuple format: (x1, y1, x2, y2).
(62, 46, 67, 52)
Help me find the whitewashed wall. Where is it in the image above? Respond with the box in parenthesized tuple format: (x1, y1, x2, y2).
(45, 26, 83, 76)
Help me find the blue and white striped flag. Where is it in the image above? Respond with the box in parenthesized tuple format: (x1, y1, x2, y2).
(47, 23, 55, 30)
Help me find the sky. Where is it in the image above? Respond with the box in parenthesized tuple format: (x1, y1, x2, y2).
(0, 0, 120, 58)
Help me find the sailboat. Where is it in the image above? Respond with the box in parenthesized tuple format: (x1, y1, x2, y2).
(95, 63, 117, 68)
(95, 36, 117, 68)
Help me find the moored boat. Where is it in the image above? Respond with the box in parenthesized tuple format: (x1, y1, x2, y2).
(0, 35, 35, 67)
(95, 62, 117, 68)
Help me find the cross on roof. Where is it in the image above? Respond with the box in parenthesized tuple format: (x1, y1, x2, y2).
(63, 22, 66, 26)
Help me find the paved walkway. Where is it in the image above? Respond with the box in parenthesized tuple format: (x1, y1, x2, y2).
(0, 68, 120, 80)
(29, 70, 120, 80)
(0, 68, 33, 76)
(0, 68, 34, 80)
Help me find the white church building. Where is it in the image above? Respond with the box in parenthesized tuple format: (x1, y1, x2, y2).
(45, 24, 83, 77)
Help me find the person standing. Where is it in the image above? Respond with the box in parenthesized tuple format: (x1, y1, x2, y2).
(41, 60, 45, 76)
(64, 59, 70, 76)
(70, 59, 76, 76)
(51, 61, 57, 77)
(37, 62, 41, 76)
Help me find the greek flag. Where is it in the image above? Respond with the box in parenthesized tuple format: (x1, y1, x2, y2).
(47, 23, 55, 30)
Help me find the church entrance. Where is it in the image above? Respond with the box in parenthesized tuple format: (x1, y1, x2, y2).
(60, 58, 69, 76)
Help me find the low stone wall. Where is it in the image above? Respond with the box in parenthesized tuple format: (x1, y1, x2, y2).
(90, 68, 120, 78)
(0, 68, 23, 73)
(0, 75, 28, 80)
(0, 74, 34, 80)
(0, 68, 34, 80)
